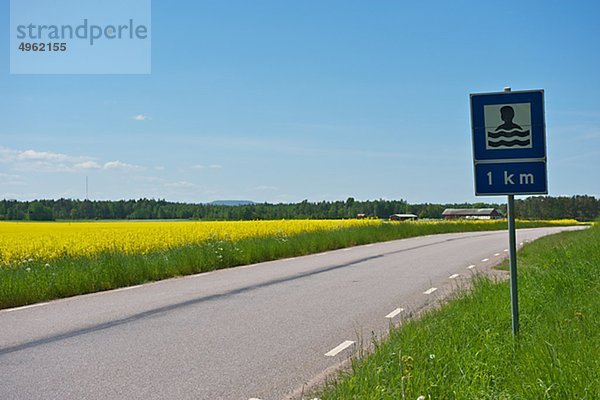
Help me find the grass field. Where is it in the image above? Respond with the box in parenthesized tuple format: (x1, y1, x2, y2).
(317, 224, 599, 399)
(0, 218, 582, 309)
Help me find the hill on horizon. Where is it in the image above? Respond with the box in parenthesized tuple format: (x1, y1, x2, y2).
(208, 200, 256, 206)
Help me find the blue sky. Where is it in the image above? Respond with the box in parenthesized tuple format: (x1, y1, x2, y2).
(1, 0, 599, 203)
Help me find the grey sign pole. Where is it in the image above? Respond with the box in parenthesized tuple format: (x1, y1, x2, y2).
(504, 86, 520, 337)
(507, 193, 519, 336)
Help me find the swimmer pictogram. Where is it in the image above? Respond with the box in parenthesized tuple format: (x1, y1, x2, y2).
(487, 105, 531, 148)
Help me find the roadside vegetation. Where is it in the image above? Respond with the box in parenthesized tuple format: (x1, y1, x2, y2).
(0, 219, 583, 309)
(318, 223, 599, 399)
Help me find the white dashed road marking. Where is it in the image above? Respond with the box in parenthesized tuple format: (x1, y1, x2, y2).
(423, 287, 438, 295)
(449, 274, 460, 279)
(494, 253, 501, 256)
(112, 284, 144, 293)
(325, 341, 355, 357)
(0, 302, 49, 313)
(467, 264, 476, 269)
(385, 308, 405, 319)
(481, 258, 489, 262)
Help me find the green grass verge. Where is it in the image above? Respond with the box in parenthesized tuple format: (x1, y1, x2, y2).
(318, 224, 599, 399)
(0, 220, 581, 310)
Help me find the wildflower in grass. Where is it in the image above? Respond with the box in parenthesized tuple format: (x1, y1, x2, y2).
(400, 353, 414, 379)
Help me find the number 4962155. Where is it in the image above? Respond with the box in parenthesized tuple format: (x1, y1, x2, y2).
(18, 42, 67, 52)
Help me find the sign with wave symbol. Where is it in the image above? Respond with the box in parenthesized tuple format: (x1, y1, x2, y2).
(487, 130, 531, 147)
(470, 89, 547, 196)
(484, 103, 532, 149)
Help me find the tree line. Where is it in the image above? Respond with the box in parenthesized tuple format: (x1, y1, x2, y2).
(0, 195, 597, 222)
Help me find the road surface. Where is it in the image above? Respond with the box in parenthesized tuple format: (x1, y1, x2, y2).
(0, 226, 585, 399)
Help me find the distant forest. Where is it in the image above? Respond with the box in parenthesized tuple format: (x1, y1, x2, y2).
(1, 195, 598, 222)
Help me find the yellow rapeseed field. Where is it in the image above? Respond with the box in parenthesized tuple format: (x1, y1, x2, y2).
(0, 218, 580, 267)
(0, 219, 380, 266)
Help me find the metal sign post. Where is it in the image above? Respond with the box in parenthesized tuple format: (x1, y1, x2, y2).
(470, 86, 547, 337)
(507, 191, 519, 335)
(505, 87, 519, 337)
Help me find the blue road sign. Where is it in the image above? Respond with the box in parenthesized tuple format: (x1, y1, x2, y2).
(475, 161, 548, 196)
(470, 90, 547, 196)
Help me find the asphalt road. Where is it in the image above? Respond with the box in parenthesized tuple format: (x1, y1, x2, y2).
(0, 226, 585, 400)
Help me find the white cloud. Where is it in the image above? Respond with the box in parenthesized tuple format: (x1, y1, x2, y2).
(1, 146, 98, 172)
(1, 147, 88, 164)
(104, 160, 144, 171)
(17, 149, 73, 162)
(1, 147, 147, 175)
(133, 114, 150, 121)
(75, 161, 102, 170)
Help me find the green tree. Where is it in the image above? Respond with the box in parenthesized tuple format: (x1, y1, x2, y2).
(27, 202, 54, 221)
